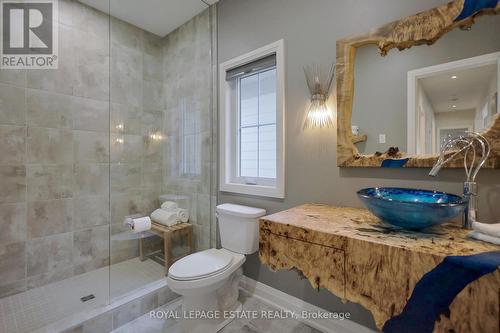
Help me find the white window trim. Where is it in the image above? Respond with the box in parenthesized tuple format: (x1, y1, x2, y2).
(219, 39, 285, 198)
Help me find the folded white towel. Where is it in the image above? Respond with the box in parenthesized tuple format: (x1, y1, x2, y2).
(151, 209, 178, 227)
(161, 201, 178, 211)
(472, 221, 500, 238)
(468, 231, 500, 245)
(175, 208, 189, 223)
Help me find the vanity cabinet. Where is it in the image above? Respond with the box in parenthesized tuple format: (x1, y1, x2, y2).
(260, 231, 345, 298)
(259, 204, 500, 333)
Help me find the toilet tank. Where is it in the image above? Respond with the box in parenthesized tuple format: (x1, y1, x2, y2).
(216, 204, 266, 254)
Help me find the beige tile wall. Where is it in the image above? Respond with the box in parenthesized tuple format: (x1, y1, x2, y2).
(0, 0, 171, 297)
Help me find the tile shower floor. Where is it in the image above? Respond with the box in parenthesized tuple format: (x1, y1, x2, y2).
(0, 258, 165, 333)
(112, 290, 323, 333)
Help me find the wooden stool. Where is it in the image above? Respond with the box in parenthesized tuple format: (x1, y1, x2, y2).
(139, 222, 194, 273)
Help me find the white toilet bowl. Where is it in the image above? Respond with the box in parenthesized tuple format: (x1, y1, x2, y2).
(166, 204, 266, 333)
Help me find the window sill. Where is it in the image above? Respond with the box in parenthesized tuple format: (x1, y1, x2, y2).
(220, 182, 284, 199)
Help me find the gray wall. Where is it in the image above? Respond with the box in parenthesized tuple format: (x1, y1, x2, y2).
(352, 15, 500, 154)
(217, 0, 500, 330)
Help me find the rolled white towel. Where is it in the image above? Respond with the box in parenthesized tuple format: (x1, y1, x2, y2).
(468, 231, 500, 245)
(175, 208, 189, 223)
(151, 209, 179, 226)
(161, 201, 178, 211)
(472, 221, 500, 238)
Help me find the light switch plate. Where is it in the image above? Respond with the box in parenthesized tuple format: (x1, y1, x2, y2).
(379, 134, 386, 144)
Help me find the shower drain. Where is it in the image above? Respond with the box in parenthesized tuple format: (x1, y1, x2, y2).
(80, 294, 95, 302)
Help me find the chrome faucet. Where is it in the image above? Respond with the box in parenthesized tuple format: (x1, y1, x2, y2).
(429, 132, 490, 229)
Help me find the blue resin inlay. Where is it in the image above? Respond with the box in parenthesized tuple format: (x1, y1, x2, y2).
(455, 0, 499, 21)
(381, 158, 409, 168)
(383, 251, 500, 333)
(357, 187, 467, 229)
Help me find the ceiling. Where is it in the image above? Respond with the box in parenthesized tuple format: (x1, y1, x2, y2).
(78, 0, 218, 37)
(419, 64, 497, 113)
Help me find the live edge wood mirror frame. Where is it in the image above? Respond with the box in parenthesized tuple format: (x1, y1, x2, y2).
(336, 0, 500, 168)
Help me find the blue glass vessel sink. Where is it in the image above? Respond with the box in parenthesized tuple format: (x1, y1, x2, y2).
(357, 187, 467, 230)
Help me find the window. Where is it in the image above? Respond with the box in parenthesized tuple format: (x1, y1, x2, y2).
(180, 98, 201, 177)
(220, 40, 285, 198)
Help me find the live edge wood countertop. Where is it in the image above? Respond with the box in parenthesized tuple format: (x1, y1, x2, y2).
(259, 203, 500, 333)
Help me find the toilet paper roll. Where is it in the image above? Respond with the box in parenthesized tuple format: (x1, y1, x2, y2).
(161, 201, 178, 211)
(131, 216, 152, 233)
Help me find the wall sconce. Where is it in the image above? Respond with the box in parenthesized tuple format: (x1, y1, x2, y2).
(303, 63, 335, 129)
(149, 132, 164, 141)
(148, 129, 164, 143)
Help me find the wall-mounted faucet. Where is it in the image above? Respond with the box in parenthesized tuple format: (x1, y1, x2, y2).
(429, 132, 490, 229)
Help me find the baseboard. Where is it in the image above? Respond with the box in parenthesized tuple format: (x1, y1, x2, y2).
(239, 275, 376, 333)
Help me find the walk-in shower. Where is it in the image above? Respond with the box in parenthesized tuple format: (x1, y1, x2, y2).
(0, 1, 216, 331)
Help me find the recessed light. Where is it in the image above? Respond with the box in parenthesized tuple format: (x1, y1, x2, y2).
(452, 105, 457, 108)
(451, 75, 457, 79)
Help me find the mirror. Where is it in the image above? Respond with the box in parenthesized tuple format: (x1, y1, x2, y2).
(352, 16, 499, 156)
(336, 0, 500, 168)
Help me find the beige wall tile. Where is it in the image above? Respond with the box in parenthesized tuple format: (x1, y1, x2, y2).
(72, 96, 109, 132)
(110, 134, 143, 163)
(0, 242, 26, 283)
(27, 164, 73, 201)
(110, 103, 142, 135)
(27, 89, 72, 129)
(73, 195, 109, 230)
(112, 45, 143, 81)
(73, 225, 109, 273)
(0, 279, 26, 298)
(26, 25, 75, 95)
(111, 18, 143, 52)
(73, 163, 109, 197)
(27, 199, 73, 239)
(0, 83, 26, 125)
(0, 69, 26, 87)
(0, 165, 26, 203)
(111, 163, 142, 194)
(74, 2, 109, 37)
(27, 233, 72, 277)
(27, 127, 73, 164)
(27, 266, 73, 289)
(0, 125, 25, 165)
(111, 72, 143, 107)
(0, 203, 27, 246)
(74, 53, 110, 101)
(73, 130, 109, 163)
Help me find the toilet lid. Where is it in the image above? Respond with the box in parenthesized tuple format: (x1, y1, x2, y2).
(168, 249, 233, 281)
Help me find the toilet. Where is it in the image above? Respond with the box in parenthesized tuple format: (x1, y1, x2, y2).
(166, 203, 266, 333)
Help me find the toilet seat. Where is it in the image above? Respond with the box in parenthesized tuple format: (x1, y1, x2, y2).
(168, 248, 233, 281)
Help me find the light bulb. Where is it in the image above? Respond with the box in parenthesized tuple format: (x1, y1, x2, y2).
(304, 97, 334, 129)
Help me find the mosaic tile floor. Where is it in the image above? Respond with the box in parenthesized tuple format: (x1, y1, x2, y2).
(0, 258, 165, 333)
(112, 290, 324, 333)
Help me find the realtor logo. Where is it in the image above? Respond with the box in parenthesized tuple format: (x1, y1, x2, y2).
(1, 0, 58, 69)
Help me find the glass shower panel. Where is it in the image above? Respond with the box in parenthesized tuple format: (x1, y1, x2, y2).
(108, 4, 167, 301)
(108, 0, 216, 301)
(0, 1, 111, 332)
(161, 6, 216, 256)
